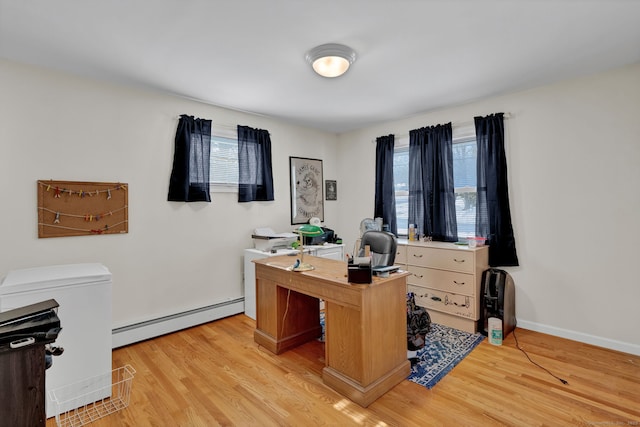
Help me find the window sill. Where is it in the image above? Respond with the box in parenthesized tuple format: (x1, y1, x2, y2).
(211, 184, 237, 193)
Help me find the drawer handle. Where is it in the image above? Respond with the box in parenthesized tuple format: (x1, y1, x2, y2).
(453, 280, 465, 286)
(412, 273, 424, 279)
(430, 296, 442, 302)
(445, 295, 470, 308)
(453, 258, 465, 263)
(413, 254, 423, 258)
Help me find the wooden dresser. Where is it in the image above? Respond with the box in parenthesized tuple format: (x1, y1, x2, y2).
(396, 240, 489, 333)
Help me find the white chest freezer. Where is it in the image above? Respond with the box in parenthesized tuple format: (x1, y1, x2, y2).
(0, 263, 112, 418)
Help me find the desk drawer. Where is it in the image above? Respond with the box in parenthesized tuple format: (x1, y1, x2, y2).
(407, 246, 474, 273)
(408, 284, 476, 319)
(407, 265, 475, 297)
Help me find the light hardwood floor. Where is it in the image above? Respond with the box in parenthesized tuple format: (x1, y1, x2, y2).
(47, 314, 640, 426)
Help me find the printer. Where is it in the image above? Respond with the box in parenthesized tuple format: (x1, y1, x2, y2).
(252, 228, 299, 252)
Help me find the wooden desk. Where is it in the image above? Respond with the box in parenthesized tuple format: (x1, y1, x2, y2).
(253, 255, 410, 407)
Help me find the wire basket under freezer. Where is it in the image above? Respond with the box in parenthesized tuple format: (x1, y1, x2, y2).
(48, 364, 136, 427)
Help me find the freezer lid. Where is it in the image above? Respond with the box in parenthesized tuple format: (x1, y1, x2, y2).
(0, 263, 111, 295)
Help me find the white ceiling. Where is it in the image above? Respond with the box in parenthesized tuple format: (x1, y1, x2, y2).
(1, 1, 639, 133)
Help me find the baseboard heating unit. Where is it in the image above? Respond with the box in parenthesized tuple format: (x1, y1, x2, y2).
(112, 298, 244, 348)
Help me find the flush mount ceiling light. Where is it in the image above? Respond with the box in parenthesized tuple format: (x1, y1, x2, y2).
(305, 43, 357, 78)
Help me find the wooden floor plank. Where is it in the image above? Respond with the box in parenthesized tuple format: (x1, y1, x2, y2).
(46, 314, 640, 426)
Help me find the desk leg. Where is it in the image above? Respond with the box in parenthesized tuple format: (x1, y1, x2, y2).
(254, 278, 321, 354)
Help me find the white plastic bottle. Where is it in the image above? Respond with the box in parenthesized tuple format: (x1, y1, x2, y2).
(488, 317, 503, 346)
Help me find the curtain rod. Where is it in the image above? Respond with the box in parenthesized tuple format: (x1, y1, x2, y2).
(371, 112, 511, 143)
(214, 123, 239, 132)
(176, 117, 274, 135)
(175, 116, 237, 131)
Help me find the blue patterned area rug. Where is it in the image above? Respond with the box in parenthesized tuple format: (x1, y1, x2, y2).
(408, 323, 485, 389)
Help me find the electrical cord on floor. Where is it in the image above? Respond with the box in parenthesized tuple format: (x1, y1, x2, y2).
(512, 324, 569, 385)
(280, 288, 292, 338)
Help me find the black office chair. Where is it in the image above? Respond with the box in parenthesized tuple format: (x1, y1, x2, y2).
(358, 230, 397, 267)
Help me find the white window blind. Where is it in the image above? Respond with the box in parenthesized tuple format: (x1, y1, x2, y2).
(209, 133, 239, 192)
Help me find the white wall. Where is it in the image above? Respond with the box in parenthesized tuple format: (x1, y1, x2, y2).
(2, 58, 638, 355)
(337, 63, 640, 355)
(0, 59, 339, 330)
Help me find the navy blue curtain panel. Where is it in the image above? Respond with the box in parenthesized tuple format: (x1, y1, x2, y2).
(374, 134, 397, 235)
(475, 113, 519, 266)
(168, 115, 211, 202)
(237, 125, 274, 202)
(408, 123, 458, 241)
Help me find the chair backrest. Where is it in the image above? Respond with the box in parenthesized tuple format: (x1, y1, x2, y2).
(358, 231, 397, 267)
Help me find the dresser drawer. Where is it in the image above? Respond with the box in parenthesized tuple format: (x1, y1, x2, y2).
(407, 246, 474, 273)
(407, 265, 475, 297)
(408, 284, 477, 319)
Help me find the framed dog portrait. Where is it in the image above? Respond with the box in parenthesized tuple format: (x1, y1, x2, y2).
(290, 157, 324, 224)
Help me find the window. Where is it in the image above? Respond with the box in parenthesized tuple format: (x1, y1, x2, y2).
(452, 138, 477, 239)
(393, 135, 477, 239)
(393, 146, 409, 235)
(209, 133, 238, 192)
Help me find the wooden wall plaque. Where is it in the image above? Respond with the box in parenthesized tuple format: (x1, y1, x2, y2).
(37, 180, 128, 238)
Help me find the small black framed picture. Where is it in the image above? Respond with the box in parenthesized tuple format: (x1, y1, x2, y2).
(325, 180, 337, 201)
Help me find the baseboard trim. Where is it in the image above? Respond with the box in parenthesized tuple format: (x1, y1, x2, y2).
(516, 319, 640, 356)
(112, 298, 244, 348)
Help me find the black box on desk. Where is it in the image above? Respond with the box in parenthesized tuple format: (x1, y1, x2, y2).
(303, 227, 334, 245)
(348, 262, 372, 284)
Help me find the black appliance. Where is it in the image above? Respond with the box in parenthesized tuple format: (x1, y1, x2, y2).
(0, 299, 62, 350)
(479, 269, 516, 338)
(0, 299, 63, 427)
(303, 227, 335, 245)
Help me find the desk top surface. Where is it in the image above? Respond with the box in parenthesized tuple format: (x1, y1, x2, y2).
(253, 255, 409, 288)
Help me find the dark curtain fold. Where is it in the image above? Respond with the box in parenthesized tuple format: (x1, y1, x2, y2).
(168, 115, 211, 202)
(237, 125, 274, 202)
(475, 113, 519, 266)
(408, 123, 457, 241)
(374, 134, 397, 235)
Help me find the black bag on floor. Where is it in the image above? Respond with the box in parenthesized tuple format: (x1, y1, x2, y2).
(407, 292, 431, 351)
